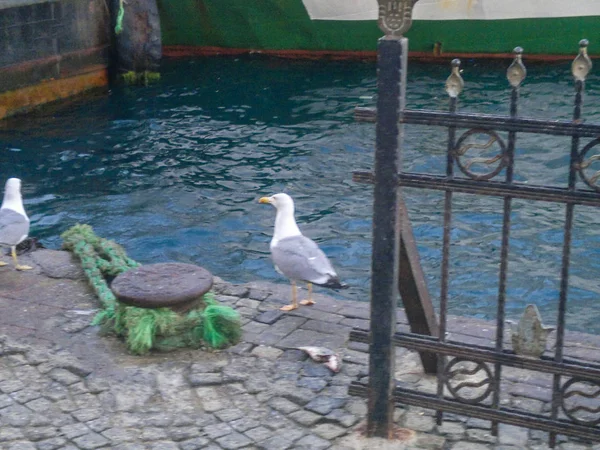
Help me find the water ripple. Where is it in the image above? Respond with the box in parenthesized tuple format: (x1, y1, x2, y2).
(1, 56, 600, 331)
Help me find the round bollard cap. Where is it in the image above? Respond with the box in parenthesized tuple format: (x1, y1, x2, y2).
(111, 263, 213, 311)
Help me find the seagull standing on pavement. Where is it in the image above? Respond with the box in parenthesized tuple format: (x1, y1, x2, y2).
(259, 193, 346, 311)
(0, 178, 32, 271)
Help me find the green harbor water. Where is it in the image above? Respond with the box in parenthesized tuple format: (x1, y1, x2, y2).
(1, 56, 600, 332)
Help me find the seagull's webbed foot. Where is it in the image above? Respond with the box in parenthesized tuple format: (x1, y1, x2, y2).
(299, 282, 315, 306)
(16, 264, 33, 271)
(0, 261, 7, 267)
(281, 280, 299, 312)
(280, 304, 298, 311)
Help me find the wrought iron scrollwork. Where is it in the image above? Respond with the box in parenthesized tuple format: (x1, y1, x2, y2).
(560, 377, 600, 426)
(444, 358, 494, 404)
(452, 129, 507, 180)
(576, 137, 600, 192)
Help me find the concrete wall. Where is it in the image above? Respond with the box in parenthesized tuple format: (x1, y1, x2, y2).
(0, 0, 110, 120)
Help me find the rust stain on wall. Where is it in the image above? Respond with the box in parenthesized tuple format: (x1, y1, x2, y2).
(0, 69, 108, 120)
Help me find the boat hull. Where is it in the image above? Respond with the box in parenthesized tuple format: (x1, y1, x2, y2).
(0, 0, 110, 120)
(158, 0, 600, 59)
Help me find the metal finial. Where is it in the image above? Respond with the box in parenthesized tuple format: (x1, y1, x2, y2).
(509, 304, 555, 358)
(377, 0, 419, 37)
(445, 59, 464, 98)
(507, 46, 527, 87)
(572, 39, 592, 81)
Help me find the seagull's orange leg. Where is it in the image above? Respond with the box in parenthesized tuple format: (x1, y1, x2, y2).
(300, 282, 315, 306)
(281, 280, 299, 311)
(13, 247, 32, 271)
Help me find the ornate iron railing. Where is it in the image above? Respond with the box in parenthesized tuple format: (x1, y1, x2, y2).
(348, 1, 600, 447)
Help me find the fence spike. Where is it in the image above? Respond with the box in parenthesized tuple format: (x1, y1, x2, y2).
(572, 39, 592, 82)
(445, 59, 464, 98)
(507, 47, 527, 87)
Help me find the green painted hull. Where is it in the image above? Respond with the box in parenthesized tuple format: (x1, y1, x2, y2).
(157, 0, 600, 58)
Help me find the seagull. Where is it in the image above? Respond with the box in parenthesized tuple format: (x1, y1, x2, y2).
(0, 178, 32, 271)
(259, 193, 346, 311)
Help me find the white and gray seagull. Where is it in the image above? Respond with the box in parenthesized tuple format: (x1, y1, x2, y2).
(0, 178, 32, 271)
(259, 193, 346, 311)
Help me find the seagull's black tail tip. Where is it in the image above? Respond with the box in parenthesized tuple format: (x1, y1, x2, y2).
(319, 277, 349, 290)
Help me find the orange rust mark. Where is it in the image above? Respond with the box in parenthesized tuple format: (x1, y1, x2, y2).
(163, 45, 579, 63)
(0, 46, 110, 77)
(409, 50, 577, 62)
(0, 69, 108, 121)
(354, 421, 417, 441)
(392, 427, 417, 441)
(162, 45, 378, 61)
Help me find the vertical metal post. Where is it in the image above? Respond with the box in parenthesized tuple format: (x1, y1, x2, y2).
(367, 35, 407, 438)
(435, 58, 463, 426)
(492, 47, 526, 436)
(549, 39, 592, 448)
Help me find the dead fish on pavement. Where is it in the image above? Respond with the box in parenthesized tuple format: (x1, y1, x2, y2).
(297, 346, 342, 373)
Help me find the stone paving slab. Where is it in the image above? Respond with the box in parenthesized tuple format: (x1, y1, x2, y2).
(0, 249, 599, 449)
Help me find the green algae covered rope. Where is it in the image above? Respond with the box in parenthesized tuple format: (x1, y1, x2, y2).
(61, 224, 241, 355)
(62, 224, 139, 310)
(114, 0, 125, 35)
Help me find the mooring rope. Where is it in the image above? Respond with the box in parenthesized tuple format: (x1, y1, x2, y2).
(62, 224, 241, 354)
(114, 0, 125, 35)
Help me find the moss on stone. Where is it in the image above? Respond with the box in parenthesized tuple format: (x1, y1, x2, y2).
(120, 71, 161, 86)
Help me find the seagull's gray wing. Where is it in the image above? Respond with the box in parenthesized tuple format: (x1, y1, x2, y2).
(0, 208, 29, 246)
(271, 235, 336, 285)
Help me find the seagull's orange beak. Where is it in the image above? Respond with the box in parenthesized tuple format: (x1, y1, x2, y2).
(258, 197, 272, 204)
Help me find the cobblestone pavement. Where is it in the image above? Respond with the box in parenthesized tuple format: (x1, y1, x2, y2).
(1, 249, 600, 450)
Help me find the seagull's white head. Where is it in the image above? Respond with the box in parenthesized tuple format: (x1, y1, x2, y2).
(259, 193, 301, 245)
(2, 178, 24, 210)
(4, 178, 21, 202)
(259, 193, 294, 213)
(5, 178, 21, 193)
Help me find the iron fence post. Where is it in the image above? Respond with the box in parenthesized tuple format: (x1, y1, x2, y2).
(367, 35, 407, 438)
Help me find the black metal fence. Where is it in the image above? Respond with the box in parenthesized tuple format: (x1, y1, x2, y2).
(347, 6, 600, 446)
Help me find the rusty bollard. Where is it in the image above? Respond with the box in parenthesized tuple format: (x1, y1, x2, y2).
(111, 263, 213, 313)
